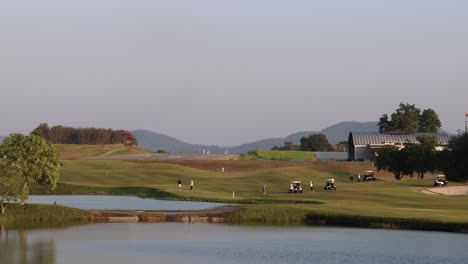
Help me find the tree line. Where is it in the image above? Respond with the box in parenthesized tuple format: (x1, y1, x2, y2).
(375, 132, 468, 182)
(374, 103, 464, 182)
(271, 134, 347, 152)
(31, 123, 137, 145)
(271, 134, 334, 152)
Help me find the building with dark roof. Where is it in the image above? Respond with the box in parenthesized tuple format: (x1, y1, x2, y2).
(348, 132, 450, 161)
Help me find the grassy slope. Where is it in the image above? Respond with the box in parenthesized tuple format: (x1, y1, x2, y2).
(55, 144, 124, 160)
(110, 147, 152, 155)
(242, 150, 316, 161)
(33, 159, 468, 224)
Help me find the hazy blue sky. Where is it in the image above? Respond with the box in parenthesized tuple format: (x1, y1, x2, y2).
(1, 0, 467, 145)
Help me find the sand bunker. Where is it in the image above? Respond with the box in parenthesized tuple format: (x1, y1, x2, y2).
(423, 186, 468, 195)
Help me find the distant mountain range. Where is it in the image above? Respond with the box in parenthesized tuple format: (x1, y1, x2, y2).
(132, 121, 380, 154)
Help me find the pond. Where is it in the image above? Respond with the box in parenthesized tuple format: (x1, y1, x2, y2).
(1, 223, 467, 264)
(27, 195, 224, 210)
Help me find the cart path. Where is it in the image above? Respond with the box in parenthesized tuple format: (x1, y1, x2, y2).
(90, 206, 237, 223)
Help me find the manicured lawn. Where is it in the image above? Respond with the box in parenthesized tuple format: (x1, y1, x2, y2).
(241, 149, 316, 161)
(109, 147, 153, 155)
(54, 144, 124, 160)
(30, 159, 468, 224)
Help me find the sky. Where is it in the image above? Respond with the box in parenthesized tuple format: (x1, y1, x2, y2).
(1, 0, 467, 146)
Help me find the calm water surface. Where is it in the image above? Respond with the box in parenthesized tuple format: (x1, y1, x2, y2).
(27, 195, 224, 210)
(1, 223, 467, 264)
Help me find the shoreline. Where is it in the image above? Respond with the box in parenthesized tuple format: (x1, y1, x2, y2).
(89, 206, 236, 223)
(6, 205, 464, 234)
(73, 207, 468, 233)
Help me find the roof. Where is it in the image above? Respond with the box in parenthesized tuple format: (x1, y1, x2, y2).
(349, 132, 450, 146)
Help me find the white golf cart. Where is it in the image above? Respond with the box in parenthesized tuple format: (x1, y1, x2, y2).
(289, 181, 303, 193)
(434, 175, 448, 187)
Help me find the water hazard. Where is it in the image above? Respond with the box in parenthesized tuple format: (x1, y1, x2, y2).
(1, 223, 467, 264)
(27, 195, 224, 210)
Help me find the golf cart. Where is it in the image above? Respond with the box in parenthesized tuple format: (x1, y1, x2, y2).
(362, 171, 376, 181)
(324, 179, 336, 190)
(289, 181, 303, 193)
(433, 175, 448, 187)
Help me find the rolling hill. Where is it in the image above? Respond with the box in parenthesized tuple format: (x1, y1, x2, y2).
(133, 121, 379, 154)
(286, 121, 379, 144)
(131, 130, 226, 154)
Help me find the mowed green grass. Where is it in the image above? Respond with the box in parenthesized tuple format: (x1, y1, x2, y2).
(109, 147, 153, 155)
(50, 160, 468, 223)
(54, 144, 124, 160)
(242, 149, 316, 161)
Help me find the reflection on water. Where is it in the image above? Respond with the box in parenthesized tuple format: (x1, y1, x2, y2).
(0, 225, 55, 264)
(27, 195, 224, 210)
(1, 223, 468, 264)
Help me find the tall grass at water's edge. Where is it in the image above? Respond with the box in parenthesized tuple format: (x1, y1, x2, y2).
(225, 206, 468, 233)
(0, 204, 92, 226)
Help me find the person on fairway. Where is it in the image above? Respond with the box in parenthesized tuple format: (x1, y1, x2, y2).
(310, 181, 314, 192)
(190, 180, 194, 190)
(178, 178, 182, 190)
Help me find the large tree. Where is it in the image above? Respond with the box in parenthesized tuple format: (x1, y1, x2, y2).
(419, 109, 442, 133)
(378, 103, 441, 133)
(406, 135, 438, 179)
(0, 165, 20, 214)
(375, 135, 438, 180)
(300, 134, 332, 151)
(439, 132, 468, 182)
(0, 134, 60, 205)
(375, 147, 414, 180)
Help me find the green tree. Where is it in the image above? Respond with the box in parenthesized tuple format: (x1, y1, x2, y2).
(387, 103, 421, 132)
(0, 134, 60, 205)
(30, 123, 50, 141)
(300, 134, 332, 151)
(406, 135, 438, 179)
(376, 135, 438, 180)
(419, 109, 442, 133)
(439, 132, 468, 182)
(378, 103, 441, 133)
(282, 141, 297, 150)
(271, 141, 299, 151)
(375, 147, 414, 180)
(0, 165, 21, 214)
(378, 114, 393, 132)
